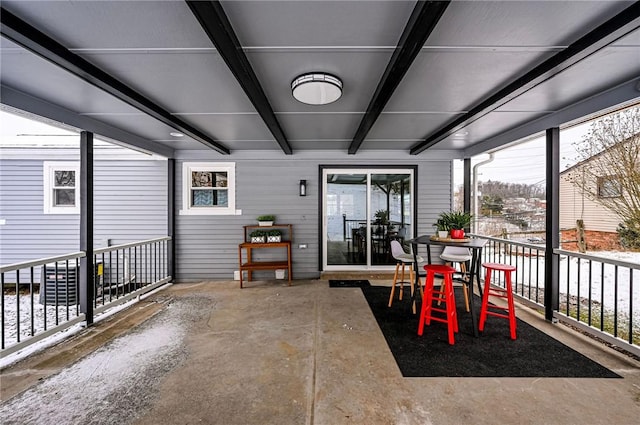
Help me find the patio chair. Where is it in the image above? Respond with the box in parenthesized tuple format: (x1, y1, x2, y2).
(439, 246, 471, 312)
(388, 240, 423, 314)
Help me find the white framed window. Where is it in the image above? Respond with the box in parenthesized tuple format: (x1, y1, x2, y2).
(43, 162, 80, 214)
(180, 162, 236, 215)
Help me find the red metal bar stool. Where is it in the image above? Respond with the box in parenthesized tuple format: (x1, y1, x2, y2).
(418, 264, 458, 345)
(479, 263, 517, 340)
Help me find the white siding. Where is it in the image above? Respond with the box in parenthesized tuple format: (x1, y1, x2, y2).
(559, 175, 621, 232)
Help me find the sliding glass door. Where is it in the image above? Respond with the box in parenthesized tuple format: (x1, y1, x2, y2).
(323, 168, 414, 270)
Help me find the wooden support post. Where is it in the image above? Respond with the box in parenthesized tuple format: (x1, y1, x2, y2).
(576, 219, 587, 253)
(501, 228, 510, 256)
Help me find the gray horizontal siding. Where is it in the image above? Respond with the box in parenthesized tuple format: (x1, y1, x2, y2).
(0, 161, 78, 263)
(175, 159, 451, 282)
(0, 159, 168, 276)
(415, 161, 451, 260)
(93, 161, 167, 246)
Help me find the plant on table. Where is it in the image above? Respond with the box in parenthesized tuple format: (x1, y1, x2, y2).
(257, 215, 275, 226)
(374, 209, 396, 235)
(266, 229, 282, 243)
(437, 211, 473, 239)
(249, 229, 267, 243)
(433, 218, 450, 238)
(374, 209, 389, 225)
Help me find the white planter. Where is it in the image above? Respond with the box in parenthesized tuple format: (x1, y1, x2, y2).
(258, 221, 273, 227)
(438, 231, 448, 239)
(233, 270, 247, 280)
(267, 235, 282, 243)
(251, 236, 266, 243)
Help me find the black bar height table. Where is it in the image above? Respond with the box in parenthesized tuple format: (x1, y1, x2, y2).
(409, 235, 488, 337)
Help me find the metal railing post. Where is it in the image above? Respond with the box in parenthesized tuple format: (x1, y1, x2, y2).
(79, 131, 95, 325)
(545, 127, 560, 321)
(463, 157, 471, 217)
(167, 158, 175, 281)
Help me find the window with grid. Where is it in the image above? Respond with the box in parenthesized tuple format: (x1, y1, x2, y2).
(43, 162, 80, 214)
(181, 162, 236, 215)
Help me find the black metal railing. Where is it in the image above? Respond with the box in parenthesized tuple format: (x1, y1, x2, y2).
(1, 237, 171, 357)
(1, 252, 85, 353)
(93, 237, 170, 308)
(479, 235, 546, 308)
(474, 234, 638, 356)
(554, 248, 638, 351)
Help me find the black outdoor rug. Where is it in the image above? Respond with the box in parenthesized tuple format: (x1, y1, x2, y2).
(362, 285, 621, 378)
(329, 279, 371, 288)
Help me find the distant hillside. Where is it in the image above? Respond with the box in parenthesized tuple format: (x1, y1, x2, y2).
(479, 181, 545, 199)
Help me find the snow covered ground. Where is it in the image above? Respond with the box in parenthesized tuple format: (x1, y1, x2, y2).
(1, 295, 81, 346)
(0, 297, 194, 424)
(485, 249, 640, 328)
(561, 251, 640, 317)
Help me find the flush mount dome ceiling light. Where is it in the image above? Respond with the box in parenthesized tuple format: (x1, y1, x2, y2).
(291, 73, 342, 105)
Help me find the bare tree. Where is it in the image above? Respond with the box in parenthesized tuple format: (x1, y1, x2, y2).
(565, 106, 640, 246)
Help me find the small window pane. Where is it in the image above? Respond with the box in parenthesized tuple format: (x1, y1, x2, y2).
(215, 172, 228, 188)
(192, 172, 214, 187)
(598, 177, 621, 198)
(55, 170, 75, 187)
(54, 189, 75, 206)
(192, 190, 214, 206)
(217, 190, 228, 207)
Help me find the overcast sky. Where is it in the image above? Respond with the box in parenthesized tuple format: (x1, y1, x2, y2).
(0, 109, 616, 186)
(1, 109, 78, 145)
(455, 122, 591, 187)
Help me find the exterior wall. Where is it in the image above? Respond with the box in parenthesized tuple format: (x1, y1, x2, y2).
(559, 174, 622, 232)
(94, 160, 168, 246)
(560, 229, 622, 252)
(174, 156, 451, 282)
(1, 147, 453, 284)
(0, 158, 168, 269)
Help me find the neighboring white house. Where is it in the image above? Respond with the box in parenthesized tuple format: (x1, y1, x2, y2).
(559, 155, 625, 233)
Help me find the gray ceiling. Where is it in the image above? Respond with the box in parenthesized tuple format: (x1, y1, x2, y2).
(1, 0, 639, 158)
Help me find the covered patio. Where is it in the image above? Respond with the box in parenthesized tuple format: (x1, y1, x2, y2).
(1, 278, 639, 424)
(1, 1, 640, 422)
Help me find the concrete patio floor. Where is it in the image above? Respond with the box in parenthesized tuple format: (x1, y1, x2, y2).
(1, 278, 639, 424)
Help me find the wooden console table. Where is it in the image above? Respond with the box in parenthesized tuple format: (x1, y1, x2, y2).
(238, 224, 292, 288)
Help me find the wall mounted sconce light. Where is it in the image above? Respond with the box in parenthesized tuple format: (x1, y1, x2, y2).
(299, 180, 307, 196)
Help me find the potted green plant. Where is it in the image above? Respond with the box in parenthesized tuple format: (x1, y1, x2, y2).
(374, 209, 392, 236)
(433, 218, 450, 239)
(266, 229, 282, 243)
(438, 211, 473, 239)
(249, 229, 266, 243)
(257, 215, 275, 226)
(374, 209, 389, 225)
